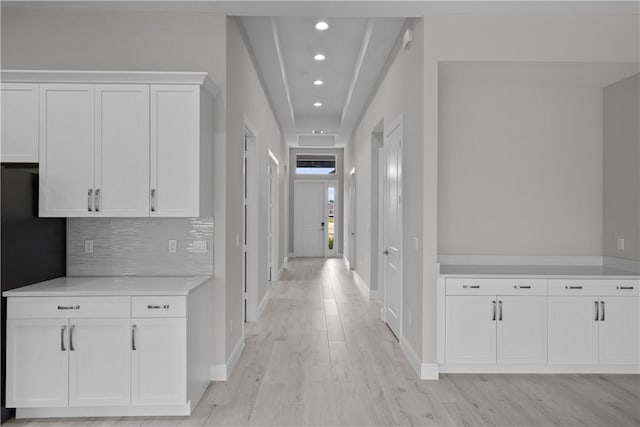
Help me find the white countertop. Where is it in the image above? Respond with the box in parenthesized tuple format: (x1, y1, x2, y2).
(2, 276, 212, 297)
(439, 265, 640, 279)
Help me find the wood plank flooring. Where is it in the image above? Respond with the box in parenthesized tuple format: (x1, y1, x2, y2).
(7, 258, 640, 426)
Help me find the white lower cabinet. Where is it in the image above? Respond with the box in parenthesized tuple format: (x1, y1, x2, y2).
(132, 318, 187, 406)
(598, 297, 640, 365)
(446, 296, 496, 364)
(548, 297, 599, 364)
(6, 319, 69, 408)
(68, 318, 131, 407)
(497, 296, 547, 365)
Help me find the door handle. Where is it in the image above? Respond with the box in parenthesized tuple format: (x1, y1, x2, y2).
(61, 325, 67, 351)
(594, 300, 599, 321)
(600, 301, 605, 321)
(88, 189, 93, 212)
(132, 325, 137, 351)
(383, 250, 389, 255)
(94, 189, 100, 212)
(69, 324, 75, 351)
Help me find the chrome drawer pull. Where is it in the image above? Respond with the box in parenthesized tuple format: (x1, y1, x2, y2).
(617, 286, 634, 290)
(462, 285, 480, 289)
(61, 325, 67, 351)
(57, 305, 80, 310)
(514, 285, 531, 289)
(565, 286, 583, 290)
(147, 304, 170, 309)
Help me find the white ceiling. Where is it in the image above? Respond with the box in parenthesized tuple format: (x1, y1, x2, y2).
(242, 16, 405, 146)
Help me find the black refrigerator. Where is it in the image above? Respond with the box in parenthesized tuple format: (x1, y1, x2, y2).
(1, 167, 66, 423)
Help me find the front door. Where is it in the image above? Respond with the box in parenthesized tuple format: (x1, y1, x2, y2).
(294, 181, 337, 257)
(383, 117, 402, 339)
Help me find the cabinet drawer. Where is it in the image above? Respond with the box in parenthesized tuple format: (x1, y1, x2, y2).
(132, 296, 186, 317)
(549, 280, 640, 296)
(446, 278, 547, 296)
(7, 297, 130, 319)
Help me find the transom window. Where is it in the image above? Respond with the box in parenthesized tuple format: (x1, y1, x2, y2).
(295, 154, 336, 175)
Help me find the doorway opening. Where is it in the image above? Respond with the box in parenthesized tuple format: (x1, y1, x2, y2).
(243, 121, 258, 322)
(348, 168, 356, 271)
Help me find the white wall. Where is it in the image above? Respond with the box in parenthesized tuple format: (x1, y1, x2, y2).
(603, 73, 640, 262)
(438, 86, 604, 256)
(345, 18, 425, 357)
(423, 13, 640, 368)
(226, 18, 287, 348)
(1, 4, 227, 367)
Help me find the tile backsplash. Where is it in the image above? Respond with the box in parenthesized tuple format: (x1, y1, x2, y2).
(67, 217, 214, 276)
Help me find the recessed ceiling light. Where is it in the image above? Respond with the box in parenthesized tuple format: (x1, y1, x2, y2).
(312, 130, 324, 134)
(314, 102, 322, 107)
(315, 21, 329, 31)
(314, 54, 325, 61)
(314, 80, 324, 86)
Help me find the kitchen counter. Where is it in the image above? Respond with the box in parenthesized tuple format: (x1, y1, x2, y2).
(439, 264, 640, 279)
(1, 276, 212, 297)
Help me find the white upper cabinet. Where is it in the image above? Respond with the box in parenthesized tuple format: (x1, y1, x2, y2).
(1, 70, 216, 218)
(94, 85, 150, 217)
(1, 83, 40, 162)
(150, 85, 201, 217)
(39, 84, 94, 217)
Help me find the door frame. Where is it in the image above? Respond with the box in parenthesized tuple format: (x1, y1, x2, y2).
(267, 149, 279, 281)
(382, 114, 403, 339)
(243, 117, 259, 323)
(348, 168, 356, 270)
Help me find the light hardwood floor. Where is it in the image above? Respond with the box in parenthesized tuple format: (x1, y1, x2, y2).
(7, 258, 640, 426)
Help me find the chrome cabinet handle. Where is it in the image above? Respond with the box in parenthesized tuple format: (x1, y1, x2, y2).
(150, 189, 156, 212)
(463, 285, 480, 289)
(61, 325, 67, 351)
(514, 285, 531, 289)
(58, 305, 80, 310)
(617, 286, 634, 290)
(498, 301, 503, 321)
(594, 301, 599, 321)
(383, 250, 389, 255)
(69, 325, 75, 351)
(492, 300, 496, 321)
(600, 301, 605, 321)
(94, 189, 100, 212)
(147, 305, 170, 309)
(132, 325, 137, 351)
(88, 189, 93, 212)
(566, 285, 583, 290)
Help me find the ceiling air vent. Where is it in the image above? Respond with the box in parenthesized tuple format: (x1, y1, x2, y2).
(298, 135, 335, 147)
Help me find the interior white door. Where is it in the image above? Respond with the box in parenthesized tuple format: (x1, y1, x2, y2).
(5, 319, 69, 408)
(294, 181, 326, 257)
(548, 296, 599, 365)
(383, 119, 402, 338)
(598, 297, 640, 365)
(348, 171, 357, 270)
(497, 296, 547, 364)
(131, 318, 187, 406)
(68, 318, 131, 407)
(150, 85, 199, 217)
(94, 84, 150, 217)
(39, 84, 94, 217)
(1, 83, 39, 162)
(446, 296, 497, 364)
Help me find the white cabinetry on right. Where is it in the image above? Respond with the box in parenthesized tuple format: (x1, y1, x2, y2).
(548, 280, 639, 367)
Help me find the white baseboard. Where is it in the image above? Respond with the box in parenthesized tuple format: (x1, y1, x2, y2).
(370, 290, 379, 301)
(437, 254, 604, 266)
(352, 270, 369, 298)
(440, 363, 640, 374)
(604, 256, 640, 274)
(211, 336, 245, 381)
(257, 289, 270, 319)
(343, 255, 351, 271)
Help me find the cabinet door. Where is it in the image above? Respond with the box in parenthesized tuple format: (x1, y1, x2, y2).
(548, 296, 598, 364)
(94, 85, 150, 217)
(599, 297, 640, 365)
(150, 85, 200, 217)
(68, 318, 131, 407)
(131, 318, 187, 406)
(445, 296, 496, 364)
(497, 296, 547, 364)
(5, 319, 69, 408)
(39, 84, 94, 217)
(1, 83, 39, 162)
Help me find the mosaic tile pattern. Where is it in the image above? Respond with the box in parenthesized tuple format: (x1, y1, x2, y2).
(67, 217, 214, 276)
